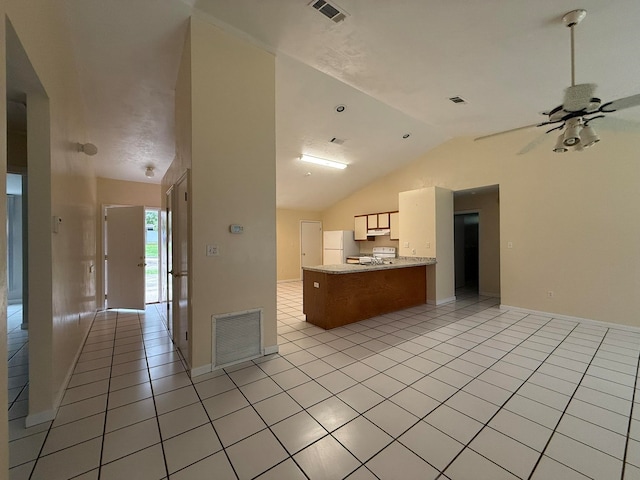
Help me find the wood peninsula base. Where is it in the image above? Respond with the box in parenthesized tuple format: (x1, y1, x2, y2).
(303, 265, 427, 329)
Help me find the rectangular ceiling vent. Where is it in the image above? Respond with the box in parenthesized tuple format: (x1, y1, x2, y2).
(212, 309, 263, 369)
(448, 96, 467, 104)
(330, 137, 345, 145)
(309, 0, 348, 23)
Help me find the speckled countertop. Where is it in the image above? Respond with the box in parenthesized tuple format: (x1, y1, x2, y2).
(302, 257, 436, 274)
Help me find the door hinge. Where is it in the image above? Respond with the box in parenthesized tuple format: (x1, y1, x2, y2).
(104, 215, 107, 221)
(184, 192, 188, 201)
(104, 294, 107, 300)
(185, 331, 188, 341)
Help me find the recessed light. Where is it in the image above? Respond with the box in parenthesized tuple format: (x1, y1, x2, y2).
(304, 171, 312, 177)
(402, 133, 411, 139)
(335, 104, 346, 113)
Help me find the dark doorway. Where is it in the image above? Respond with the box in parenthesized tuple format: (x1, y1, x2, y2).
(454, 213, 479, 291)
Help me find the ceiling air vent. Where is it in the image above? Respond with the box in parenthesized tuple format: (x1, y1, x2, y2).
(449, 96, 467, 104)
(309, 0, 348, 23)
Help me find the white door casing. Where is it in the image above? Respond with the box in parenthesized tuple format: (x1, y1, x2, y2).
(106, 206, 146, 310)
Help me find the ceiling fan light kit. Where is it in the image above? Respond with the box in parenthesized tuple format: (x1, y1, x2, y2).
(475, 9, 640, 153)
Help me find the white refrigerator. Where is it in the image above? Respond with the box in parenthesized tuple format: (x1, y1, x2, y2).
(323, 230, 360, 265)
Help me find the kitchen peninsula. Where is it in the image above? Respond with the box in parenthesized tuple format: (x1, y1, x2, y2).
(302, 258, 436, 329)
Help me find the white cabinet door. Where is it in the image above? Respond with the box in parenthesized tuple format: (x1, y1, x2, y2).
(354, 216, 368, 240)
(378, 213, 390, 228)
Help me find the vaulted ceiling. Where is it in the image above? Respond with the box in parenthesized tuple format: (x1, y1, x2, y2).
(59, 0, 640, 210)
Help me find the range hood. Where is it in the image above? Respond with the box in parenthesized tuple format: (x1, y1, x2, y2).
(366, 229, 390, 236)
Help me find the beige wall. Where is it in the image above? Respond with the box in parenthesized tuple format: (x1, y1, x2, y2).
(166, 17, 277, 373)
(276, 209, 323, 281)
(324, 132, 640, 326)
(3, 0, 97, 451)
(455, 190, 501, 297)
(96, 178, 162, 308)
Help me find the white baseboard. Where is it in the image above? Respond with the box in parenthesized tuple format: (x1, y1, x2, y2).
(428, 296, 456, 306)
(264, 345, 279, 355)
(479, 291, 500, 298)
(499, 304, 640, 333)
(32, 312, 97, 427)
(190, 364, 212, 378)
(26, 409, 56, 428)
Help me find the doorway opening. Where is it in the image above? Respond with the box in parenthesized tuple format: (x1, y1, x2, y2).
(145, 208, 161, 304)
(7, 172, 28, 412)
(454, 212, 479, 292)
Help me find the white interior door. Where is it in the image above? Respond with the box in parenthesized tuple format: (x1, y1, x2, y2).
(300, 221, 322, 278)
(106, 206, 146, 310)
(173, 173, 190, 364)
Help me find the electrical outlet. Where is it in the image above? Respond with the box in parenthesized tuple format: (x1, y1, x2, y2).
(547, 291, 554, 298)
(206, 245, 219, 256)
(313, 282, 319, 288)
(403, 242, 409, 248)
(426, 242, 430, 249)
(507, 241, 513, 249)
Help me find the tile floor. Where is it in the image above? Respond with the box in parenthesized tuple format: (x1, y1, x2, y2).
(7, 283, 640, 479)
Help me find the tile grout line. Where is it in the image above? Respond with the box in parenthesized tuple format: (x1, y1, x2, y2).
(396, 312, 569, 479)
(138, 310, 171, 480)
(97, 310, 121, 479)
(620, 342, 640, 480)
(271, 293, 540, 477)
(525, 326, 611, 480)
(26, 309, 106, 480)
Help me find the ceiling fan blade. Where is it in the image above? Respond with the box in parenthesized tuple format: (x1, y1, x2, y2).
(587, 115, 640, 132)
(563, 83, 597, 112)
(474, 122, 542, 141)
(517, 133, 551, 155)
(600, 94, 640, 112)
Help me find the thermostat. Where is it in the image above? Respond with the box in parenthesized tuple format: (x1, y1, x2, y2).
(229, 224, 244, 234)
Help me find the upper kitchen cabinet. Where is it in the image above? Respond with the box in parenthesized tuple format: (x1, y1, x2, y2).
(390, 212, 399, 240)
(354, 215, 368, 240)
(367, 214, 378, 229)
(377, 212, 390, 229)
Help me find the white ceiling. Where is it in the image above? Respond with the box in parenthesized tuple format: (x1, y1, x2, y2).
(57, 0, 640, 210)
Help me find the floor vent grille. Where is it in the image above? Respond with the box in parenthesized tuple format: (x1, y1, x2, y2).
(212, 309, 262, 369)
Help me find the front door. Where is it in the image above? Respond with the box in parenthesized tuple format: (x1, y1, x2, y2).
(106, 206, 146, 310)
(300, 221, 322, 278)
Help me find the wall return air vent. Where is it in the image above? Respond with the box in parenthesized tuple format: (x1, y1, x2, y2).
(212, 309, 263, 369)
(309, 0, 348, 23)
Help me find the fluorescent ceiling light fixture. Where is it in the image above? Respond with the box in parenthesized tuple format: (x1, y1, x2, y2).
(300, 154, 347, 170)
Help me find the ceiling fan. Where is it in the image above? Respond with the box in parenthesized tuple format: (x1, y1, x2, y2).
(475, 9, 640, 153)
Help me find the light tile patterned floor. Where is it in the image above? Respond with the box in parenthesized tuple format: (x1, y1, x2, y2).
(7, 283, 640, 479)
